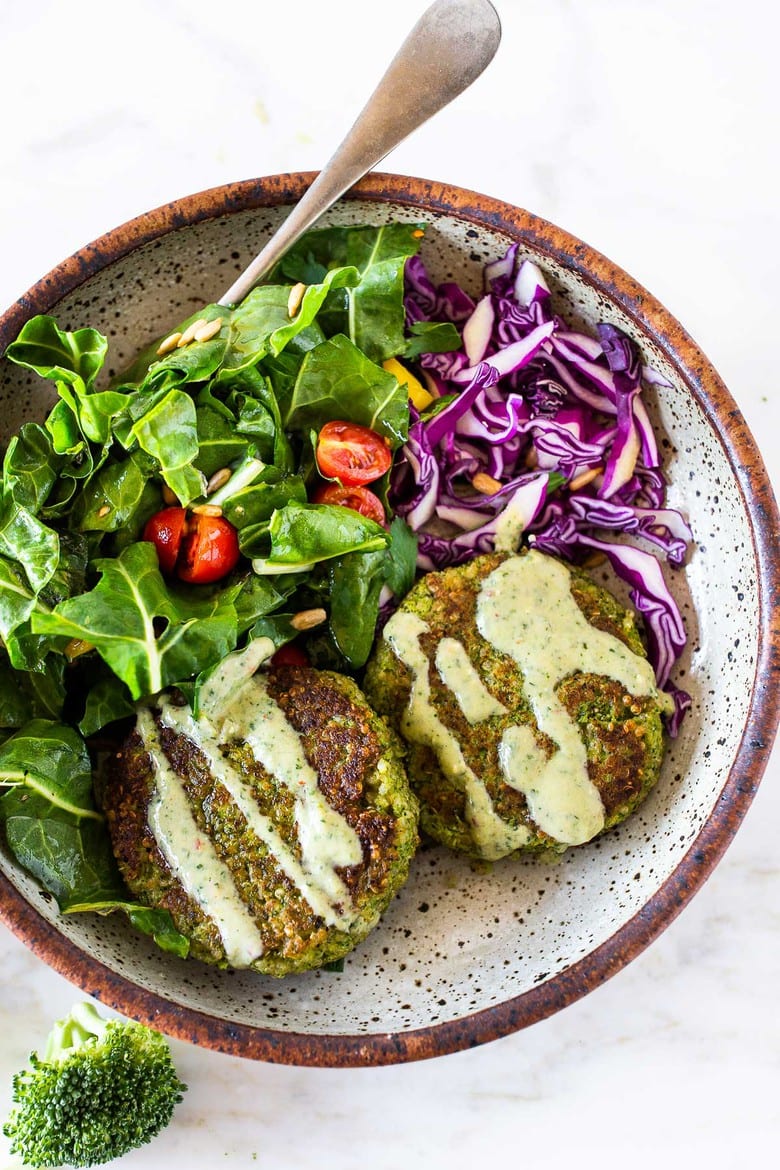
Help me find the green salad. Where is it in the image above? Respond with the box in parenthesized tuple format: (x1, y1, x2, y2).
(0, 222, 458, 954)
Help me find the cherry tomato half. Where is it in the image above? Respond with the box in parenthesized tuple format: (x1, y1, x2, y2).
(312, 482, 387, 526)
(270, 643, 310, 667)
(142, 507, 187, 576)
(315, 420, 392, 487)
(177, 512, 241, 584)
(143, 507, 241, 584)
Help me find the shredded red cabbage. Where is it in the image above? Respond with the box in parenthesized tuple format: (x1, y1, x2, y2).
(390, 248, 693, 732)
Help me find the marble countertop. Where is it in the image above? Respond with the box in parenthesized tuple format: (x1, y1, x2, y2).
(1, 0, 778, 1165)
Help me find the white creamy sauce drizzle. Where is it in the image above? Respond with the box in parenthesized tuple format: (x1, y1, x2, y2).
(157, 697, 359, 930)
(384, 612, 531, 859)
(137, 706, 265, 967)
(476, 551, 661, 845)
(138, 667, 366, 963)
(221, 677, 364, 879)
(385, 550, 663, 854)
(434, 638, 507, 724)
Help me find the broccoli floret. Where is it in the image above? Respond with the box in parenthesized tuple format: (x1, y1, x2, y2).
(3, 1001, 187, 1168)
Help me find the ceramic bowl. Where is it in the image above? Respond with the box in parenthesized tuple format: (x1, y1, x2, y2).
(1, 174, 778, 1067)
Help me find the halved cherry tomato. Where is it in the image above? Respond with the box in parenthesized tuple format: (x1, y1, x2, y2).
(270, 643, 310, 667)
(143, 507, 240, 584)
(142, 507, 187, 576)
(177, 512, 241, 584)
(312, 482, 387, 526)
(315, 420, 392, 487)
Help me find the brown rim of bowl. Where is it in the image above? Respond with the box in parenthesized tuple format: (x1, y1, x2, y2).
(1, 173, 778, 1067)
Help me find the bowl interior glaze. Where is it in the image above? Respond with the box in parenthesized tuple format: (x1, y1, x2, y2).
(0, 174, 777, 1066)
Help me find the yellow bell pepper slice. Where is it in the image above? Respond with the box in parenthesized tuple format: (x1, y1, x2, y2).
(382, 357, 433, 410)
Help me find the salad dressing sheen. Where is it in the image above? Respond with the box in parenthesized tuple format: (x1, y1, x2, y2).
(139, 676, 364, 963)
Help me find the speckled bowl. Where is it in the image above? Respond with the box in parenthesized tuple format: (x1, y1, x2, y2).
(1, 174, 778, 1066)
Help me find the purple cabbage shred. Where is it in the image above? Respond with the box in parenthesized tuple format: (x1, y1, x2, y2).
(392, 246, 693, 733)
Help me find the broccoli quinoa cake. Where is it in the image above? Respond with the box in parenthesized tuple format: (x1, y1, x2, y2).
(101, 664, 419, 976)
(363, 548, 671, 861)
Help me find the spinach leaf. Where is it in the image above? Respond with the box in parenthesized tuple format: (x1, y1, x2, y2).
(0, 720, 190, 957)
(138, 306, 227, 391)
(223, 474, 308, 553)
(284, 334, 409, 448)
(328, 549, 387, 668)
(254, 502, 389, 572)
(403, 320, 462, 359)
(32, 542, 238, 699)
(231, 572, 299, 635)
(0, 498, 59, 592)
(2, 422, 63, 514)
(78, 674, 136, 736)
(70, 450, 161, 534)
(383, 516, 418, 599)
(5, 314, 107, 391)
(194, 404, 251, 476)
(0, 653, 65, 728)
(124, 387, 204, 505)
(0, 719, 98, 818)
(221, 267, 360, 373)
(0, 555, 42, 653)
(216, 367, 293, 471)
(271, 223, 424, 361)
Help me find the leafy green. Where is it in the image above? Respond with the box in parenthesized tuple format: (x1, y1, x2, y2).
(271, 222, 424, 361)
(0, 653, 65, 726)
(123, 387, 204, 505)
(70, 450, 160, 534)
(77, 673, 136, 736)
(403, 320, 462, 359)
(328, 549, 387, 668)
(0, 498, 59, 592)
(284, 333, 409, 447)
(0, 221, 436, 958)
(5, 315, 108, 392)
(257, 502, 390, 571)
(0, 719, 98, 819)
(0, 720, 189, 955)
(383, 516, 418, 598)
(2, 422, 62, 513)
(32, 542, 238, 699)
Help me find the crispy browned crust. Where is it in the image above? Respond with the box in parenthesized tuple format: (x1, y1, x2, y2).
(363, 552, 665, 856)
(100, 667, 418, 974)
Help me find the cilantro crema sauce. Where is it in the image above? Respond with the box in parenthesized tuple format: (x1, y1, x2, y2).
(383, 550, 663, 856)
(137, 675, 363, 966)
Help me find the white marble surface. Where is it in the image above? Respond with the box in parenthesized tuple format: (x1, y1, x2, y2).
(1, 0, 779, 1165)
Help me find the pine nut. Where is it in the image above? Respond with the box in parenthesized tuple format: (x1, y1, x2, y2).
(156, 331, 182, 356)
(97, 504, 111, 518)
(193, 317, 223, 343)
(177, 318, 209, 347)
(290, 607, 327, 631)
(161, 484, 179, 505)
(471, 471, 502, 496)
(524, 446, 539, 469)
(287, 282, 306, 317)
(568, 466, 603, 492)
(582, 551, 608, 569)
(206, 467, 232, 495)
(191, 503, 223, 517)
(64, 638, 95, 661)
